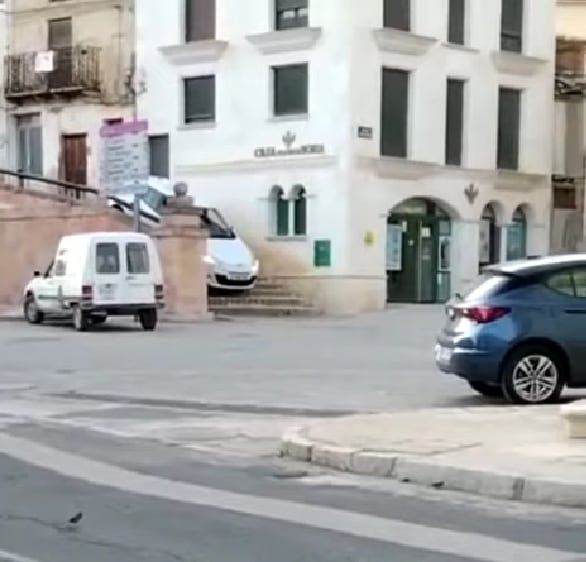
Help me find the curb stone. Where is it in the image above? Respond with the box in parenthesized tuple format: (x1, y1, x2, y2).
(280, 428, 586, 509)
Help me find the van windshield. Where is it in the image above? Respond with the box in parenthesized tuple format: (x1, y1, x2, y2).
(201, 208, 235, 239)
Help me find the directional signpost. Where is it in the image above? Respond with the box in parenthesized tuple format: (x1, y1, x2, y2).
(100, 120, 149, 231)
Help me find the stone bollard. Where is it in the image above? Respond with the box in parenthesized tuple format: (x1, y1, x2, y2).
(560, 400, 586, 439)
(152, 183, 212, 322)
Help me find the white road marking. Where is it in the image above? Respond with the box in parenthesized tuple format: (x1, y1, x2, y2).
(0, 548, 43, 562)
(0, 433, 580, 562)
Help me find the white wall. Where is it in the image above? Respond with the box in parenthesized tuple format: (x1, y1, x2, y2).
(557, 0, 586, 40)
(137, 0, 555, 312)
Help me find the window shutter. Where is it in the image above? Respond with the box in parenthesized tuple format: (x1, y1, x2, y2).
(381, 68, 409, 158)
(185, 0, 216, 42)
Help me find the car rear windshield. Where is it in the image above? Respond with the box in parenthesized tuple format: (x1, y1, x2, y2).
(461, 273, 515, 301)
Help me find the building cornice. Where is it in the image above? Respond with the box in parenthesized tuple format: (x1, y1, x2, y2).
(177, 154, 337, 176)
(159, 40, 229, 65)
(372, 28, 437, 56)
(246, 27, 322, 55)
(490, 51, 548, 76)
(357, 156, 549, 188)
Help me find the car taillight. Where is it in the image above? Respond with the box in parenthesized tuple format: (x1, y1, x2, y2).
(155, 284, 164, 301)
(81, 285, 93, 303)
(461, 306, 510, 323)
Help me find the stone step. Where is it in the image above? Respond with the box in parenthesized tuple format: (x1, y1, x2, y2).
(210, 304, 319, 318)
(254, 282, 288, 291)
(209, 296, 307, 307)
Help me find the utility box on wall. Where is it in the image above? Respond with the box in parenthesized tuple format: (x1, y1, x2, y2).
(313, 240, 331, 267)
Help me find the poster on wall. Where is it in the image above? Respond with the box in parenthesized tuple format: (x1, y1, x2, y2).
(386, 224, 403, 271)
(479, 219, 491, 264)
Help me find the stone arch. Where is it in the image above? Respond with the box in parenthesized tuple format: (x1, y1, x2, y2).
(479, 201, 505, 267)
(269, 185, 289, 236)
(389, 196, 460, 220)
(289, 184, 307, 236)
(386, 197, 456, 304)
(480, 200, 505, 224)
(506, 203, 531, 261)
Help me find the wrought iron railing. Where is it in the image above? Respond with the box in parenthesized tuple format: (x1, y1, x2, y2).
(4, 45, 101, 98)
(556, 71, 586, 97)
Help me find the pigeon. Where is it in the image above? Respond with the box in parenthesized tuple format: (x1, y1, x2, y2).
(68, 512, 83, 525)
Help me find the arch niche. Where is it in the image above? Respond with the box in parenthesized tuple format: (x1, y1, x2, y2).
(386, 197, 455, 304)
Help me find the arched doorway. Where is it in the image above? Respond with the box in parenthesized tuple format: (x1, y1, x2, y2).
(386, 198, 453, 304)
(507, 206, 528, 261)
(479, 203, 501, 269)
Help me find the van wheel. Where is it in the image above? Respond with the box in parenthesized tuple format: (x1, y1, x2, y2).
(139, 309, 157, 331)
(73, 307, 89, 332)
(24, 294, 43, 324)
(501, 345, 564, 405)
(90, 314, 107, 326)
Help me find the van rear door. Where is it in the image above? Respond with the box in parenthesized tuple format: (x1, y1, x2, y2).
(94, 241, 124, 306)
(122, 240, 155, 305)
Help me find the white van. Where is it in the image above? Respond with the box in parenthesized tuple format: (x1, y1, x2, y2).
(108, 177, 259, 291)
(23, 232, 164, 332)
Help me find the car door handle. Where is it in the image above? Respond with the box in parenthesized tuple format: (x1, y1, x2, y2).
(564, 309, 586, 315)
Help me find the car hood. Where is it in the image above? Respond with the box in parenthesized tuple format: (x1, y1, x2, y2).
(208, 237, 254, 268)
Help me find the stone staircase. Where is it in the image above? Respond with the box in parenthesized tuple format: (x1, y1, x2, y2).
(208, 278, 320, 318)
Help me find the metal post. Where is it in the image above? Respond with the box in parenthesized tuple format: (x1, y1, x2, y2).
(133, 193, 140, 232)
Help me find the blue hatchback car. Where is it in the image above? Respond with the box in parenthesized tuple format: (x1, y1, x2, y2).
(436, 255, 586, 405)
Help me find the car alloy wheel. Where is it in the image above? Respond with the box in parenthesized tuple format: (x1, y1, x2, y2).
(502, 347, 564, 405)
(511, 355, 558, 403)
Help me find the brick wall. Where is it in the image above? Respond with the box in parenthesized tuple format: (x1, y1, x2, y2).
(0, 186, 133, 306)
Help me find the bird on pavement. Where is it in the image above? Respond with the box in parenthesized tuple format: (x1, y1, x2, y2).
(68, 512, 83, 525)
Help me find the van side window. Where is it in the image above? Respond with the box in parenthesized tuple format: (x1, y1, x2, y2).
(54, 260, 67, 277)
(96, 243, 120, 274)
(126, 242, 150, 274)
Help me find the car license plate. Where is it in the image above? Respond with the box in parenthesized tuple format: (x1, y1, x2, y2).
(98, 284, 116, 299)
(435, 345, 452, 363)
(228, 273, 250, 281)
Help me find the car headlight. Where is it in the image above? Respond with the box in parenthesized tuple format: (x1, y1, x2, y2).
(252, 260, 260, 274)
(203, 255, 215, 265)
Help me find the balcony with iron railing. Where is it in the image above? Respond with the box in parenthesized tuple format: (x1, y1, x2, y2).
(4, 45, 101, 100)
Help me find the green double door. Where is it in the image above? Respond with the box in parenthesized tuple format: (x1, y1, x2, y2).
(386, 215, 451, 304)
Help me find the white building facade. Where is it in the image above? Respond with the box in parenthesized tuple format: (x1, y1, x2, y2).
(137, 0, 555, 314)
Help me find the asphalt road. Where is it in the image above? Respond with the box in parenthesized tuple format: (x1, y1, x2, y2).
(1, 423, 586, 562)
(0, 307, 476, 413)
(1, 310, 586, 561)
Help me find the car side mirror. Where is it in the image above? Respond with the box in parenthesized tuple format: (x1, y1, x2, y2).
(33, 270, 40, 278)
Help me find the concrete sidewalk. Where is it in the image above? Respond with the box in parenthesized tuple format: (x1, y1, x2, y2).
(281, 406, 586, 509)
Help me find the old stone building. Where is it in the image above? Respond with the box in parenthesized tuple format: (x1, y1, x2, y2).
(2, 0, 135, 187)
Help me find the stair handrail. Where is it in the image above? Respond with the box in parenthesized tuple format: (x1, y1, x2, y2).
(0, 168, 99, 200)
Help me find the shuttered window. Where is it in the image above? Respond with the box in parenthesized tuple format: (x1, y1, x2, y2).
(445, 79, 465, 166)
(183, 76, 215, 124)
(383, 0, 410, 31)
(500, 0, 523, 53)
(448, 0, 465, 45)
(275, 0, 308, 30)
(185, 0, 215, 42)
(497, 88, 521, 170)
(381, 68, 409, 158)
